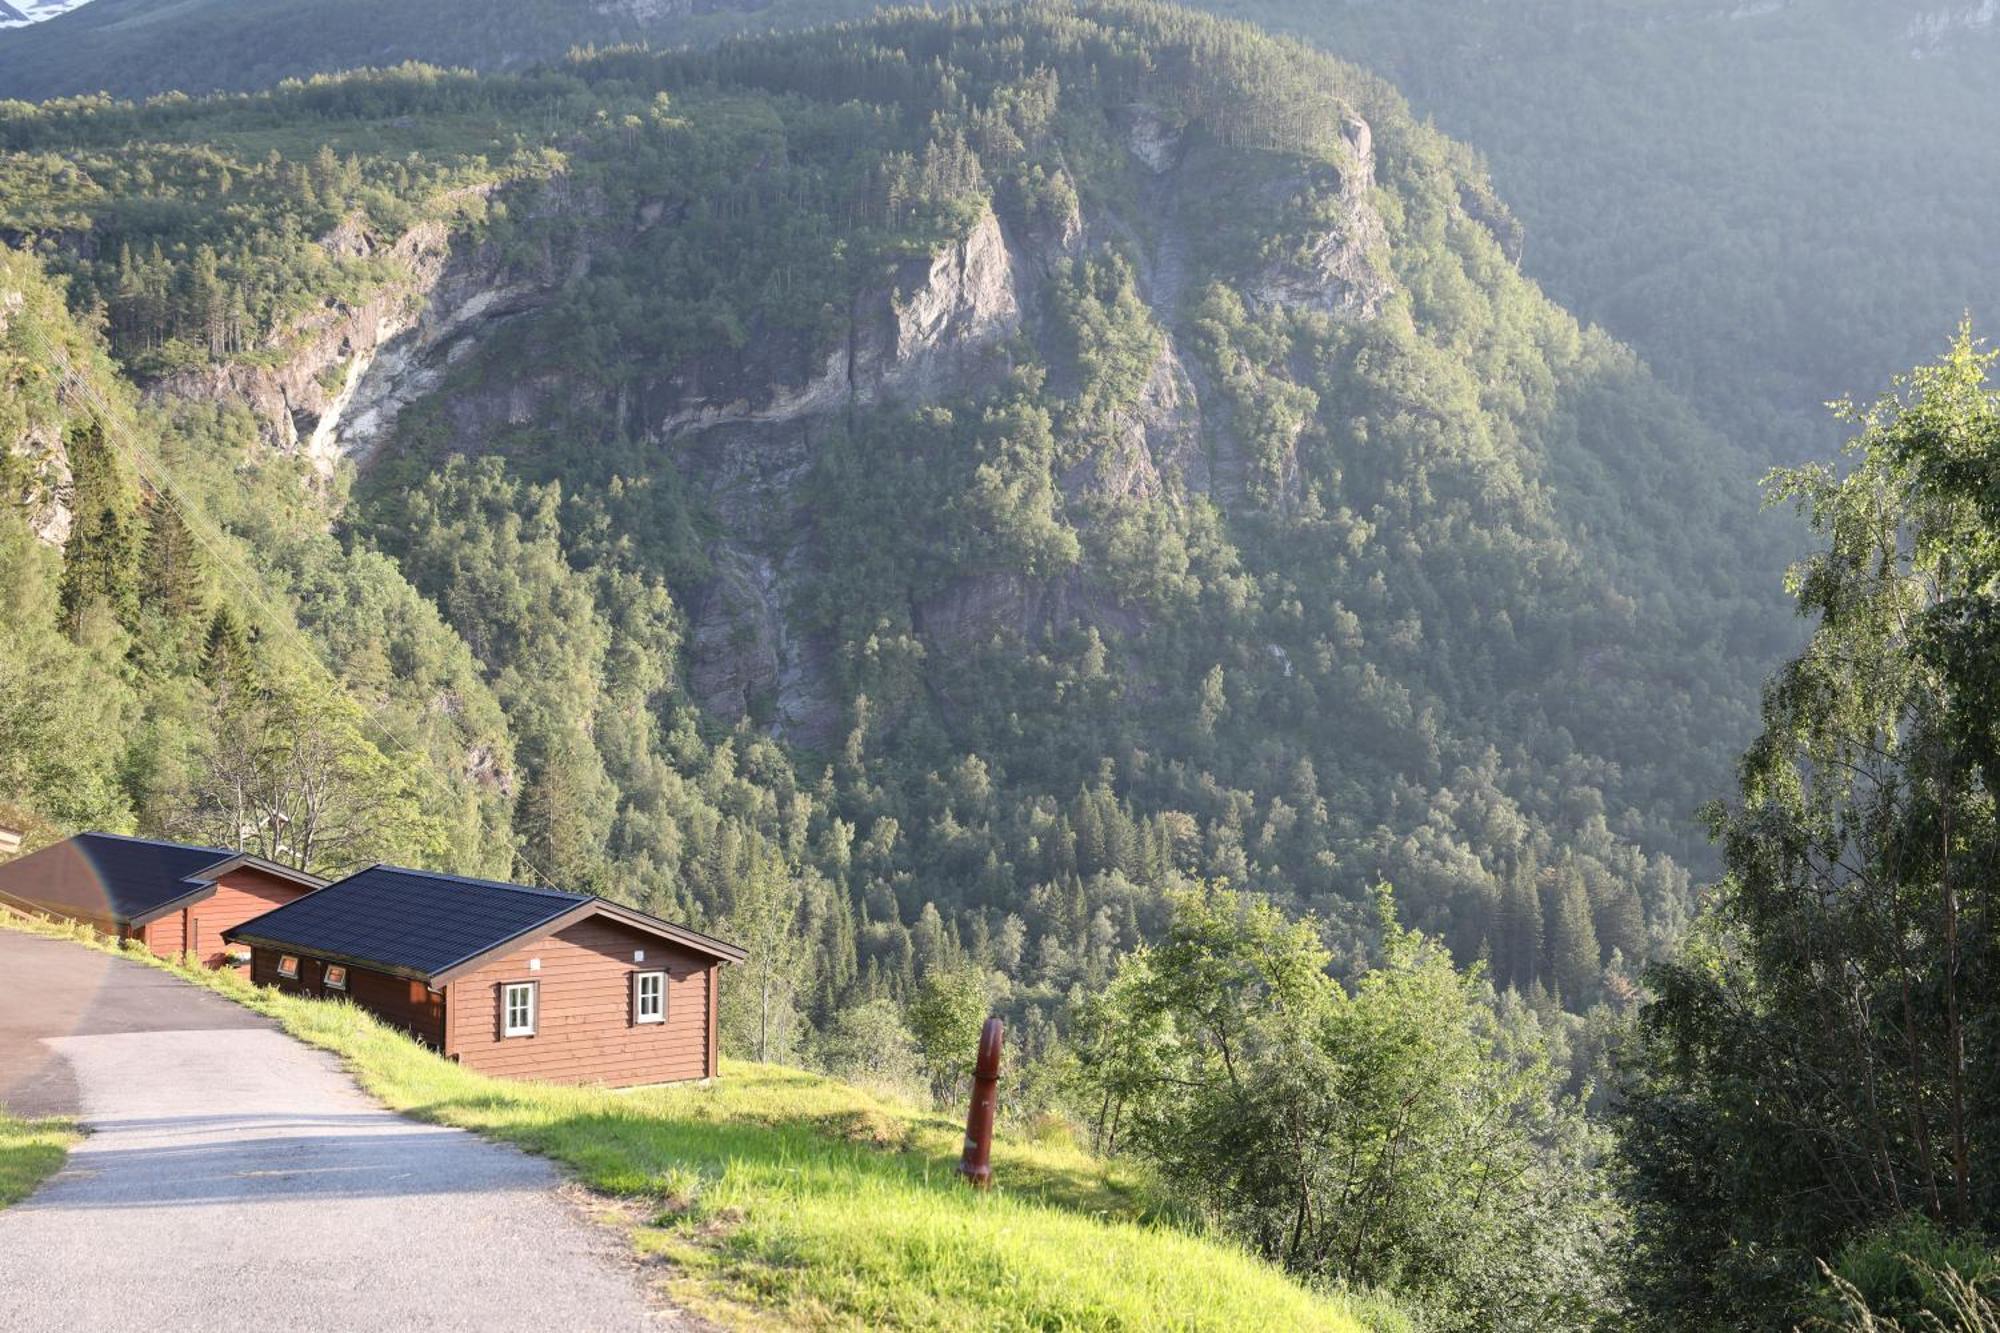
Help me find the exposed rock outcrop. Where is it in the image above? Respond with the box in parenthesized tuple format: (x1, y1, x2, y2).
(1064, 339, 1206, 505)
(686, 543, 839, 744)
(329, 263, 549, 468)
(145, 198, 557, 475)
(884, 206, 1022, 397)
(670, 207, 1025, 745)
(0, 286, 72, 547)
(1250, 115, 1392, 320)
(655, 205, 1022, 438)
(1123, 103, 1183, 174)
(151, 220, 456, 469)
(4, 411, 69, 548)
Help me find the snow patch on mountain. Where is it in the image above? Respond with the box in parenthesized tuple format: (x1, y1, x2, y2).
(1907, 0, 1998, 53)
(0, 0, 96, 29)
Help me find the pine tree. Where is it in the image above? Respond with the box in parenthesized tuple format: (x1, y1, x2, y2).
(140, 496, 205, 622)
(1544, 865, 1600, 1005)
(1497, 862, 1542, 991)
(515, 733, 609, 887)
(202, 605, 254, 694)
(57, 417, 138, 636)
(1595, 879, 1646, 964)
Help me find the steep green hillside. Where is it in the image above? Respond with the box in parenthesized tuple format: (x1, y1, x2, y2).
(0, 3, 1788, 1028)
(0, 243, 517, 867)
(1197, 0, 2000, 459)
(11, 0, 1989, 465)
(0, 0, 867, 100)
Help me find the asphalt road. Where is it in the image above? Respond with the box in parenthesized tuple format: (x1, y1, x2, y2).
(0, 929, 670, 1330)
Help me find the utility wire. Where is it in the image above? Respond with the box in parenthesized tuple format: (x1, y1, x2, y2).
(19, 323, 556, 888)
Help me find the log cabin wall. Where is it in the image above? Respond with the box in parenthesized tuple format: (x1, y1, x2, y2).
(443, 916, 714, 1087)
(156, 866, 313, 968)
(250, 947, 447, 1047)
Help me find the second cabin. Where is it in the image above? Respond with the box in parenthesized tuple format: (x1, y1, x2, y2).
(225, 864, 745, 1087)
(0, 832, 324, 968)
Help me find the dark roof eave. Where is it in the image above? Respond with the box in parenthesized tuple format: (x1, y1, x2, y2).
(220, 930, 436, 985)
(591, 898, 746, 965)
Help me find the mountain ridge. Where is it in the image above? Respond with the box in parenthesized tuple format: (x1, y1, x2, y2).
(11, 0, 1989, 478)
(0, 1, 1786, 1072)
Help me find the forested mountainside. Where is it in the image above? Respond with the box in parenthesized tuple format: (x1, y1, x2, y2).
(0, 0, 853, 98)
(9, 0, 1992, 473)
(0, 3, 1790, 1048)
(1205, 0, 2000, 462)
(0, 245, 519, 875)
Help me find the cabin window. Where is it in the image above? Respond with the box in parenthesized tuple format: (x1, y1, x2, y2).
(323, 965, 349, 992)
(502, 982, 537, 1038)
(633, 970, 666, 1025)
(277, 955, 300, 980)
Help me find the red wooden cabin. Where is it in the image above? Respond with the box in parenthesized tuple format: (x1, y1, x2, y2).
(227, 864, 744, 1086)
(0, 832, 323, 968)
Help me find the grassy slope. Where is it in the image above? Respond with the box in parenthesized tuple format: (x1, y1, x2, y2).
(0, 1113, 76, 1208)
(0, 913, 1409, 1331)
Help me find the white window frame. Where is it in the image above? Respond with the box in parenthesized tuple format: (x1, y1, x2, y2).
(632, 970, 667, 1025)
(502, 981, 538, 1038)
(323, 964, 349, 992)
(277, 954, 300, 980)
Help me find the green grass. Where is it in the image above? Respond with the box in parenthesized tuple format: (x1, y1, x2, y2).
(0, 1114, 78, 1209)
(0, 911, 1410, 1330)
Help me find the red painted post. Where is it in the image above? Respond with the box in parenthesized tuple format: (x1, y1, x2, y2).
(959, 1016, 1004, 1189)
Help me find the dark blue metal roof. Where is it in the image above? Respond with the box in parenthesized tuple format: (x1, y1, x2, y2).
(0, 832, 231, 923)
(224, 864, 589, 979)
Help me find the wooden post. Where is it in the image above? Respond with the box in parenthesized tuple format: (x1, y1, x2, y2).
(958, 1016, 1004, 1189)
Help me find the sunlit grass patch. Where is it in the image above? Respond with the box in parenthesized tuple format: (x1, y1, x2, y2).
(0, 1113, 78, 1209)
(0, 910, 1408, 1330)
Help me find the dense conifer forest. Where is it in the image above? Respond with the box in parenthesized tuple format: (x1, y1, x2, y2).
(4, 2, 1999, 1327)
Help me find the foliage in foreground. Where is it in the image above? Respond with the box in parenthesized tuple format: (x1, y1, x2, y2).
(0, 911, 1409, 1332)
(1813, 1214, 2000, 1331)
(0, 1112, 77, 1209)
(1071, 883, 1622, 1331)
(1620, 331, 2000, 1328)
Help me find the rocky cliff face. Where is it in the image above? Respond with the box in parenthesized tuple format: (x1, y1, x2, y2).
(672, 205, 1026, 744)
(653, 108, 1391, 744)
(131, 97, 1394, 749)
(152, 220, 455, 470)
(653, 206, 1022, 441)
(1250, 115, 1392, 320)
(146, 197, 562, 477)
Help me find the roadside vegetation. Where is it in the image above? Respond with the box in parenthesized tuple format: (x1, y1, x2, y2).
(0, 910, 1409, 1331)
(0, 1112, 76, 1209)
